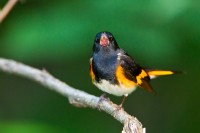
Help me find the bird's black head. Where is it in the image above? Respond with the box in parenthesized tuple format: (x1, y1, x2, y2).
(93, 31, 119, 53)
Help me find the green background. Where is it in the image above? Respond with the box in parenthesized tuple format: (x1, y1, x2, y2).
(0, 0, 200, 132)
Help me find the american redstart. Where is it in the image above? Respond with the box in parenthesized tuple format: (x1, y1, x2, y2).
(90, 31, 178, 108)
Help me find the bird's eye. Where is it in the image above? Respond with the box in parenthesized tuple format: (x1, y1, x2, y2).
(108, 36, 113, 41)
(95, 33, 102, 43)
(95, 38, 100, 43)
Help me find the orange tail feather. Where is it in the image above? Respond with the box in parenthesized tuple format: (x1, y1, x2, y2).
(146, 70, 180, 79)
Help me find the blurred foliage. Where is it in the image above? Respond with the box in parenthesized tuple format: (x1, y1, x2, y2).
(0, 0, 200, 133)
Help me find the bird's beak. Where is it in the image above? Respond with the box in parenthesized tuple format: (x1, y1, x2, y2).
(100, 34, 109, 46)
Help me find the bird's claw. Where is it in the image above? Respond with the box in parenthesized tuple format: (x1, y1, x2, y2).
(112, 104, 124, 118)
(97, 93, 110, 110)
(116, 104, 123, 111)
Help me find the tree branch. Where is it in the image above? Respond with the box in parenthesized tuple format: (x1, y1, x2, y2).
(0, 1, 145, 132)
(0, 58, 145, 133)
(0, 0, 18, 23)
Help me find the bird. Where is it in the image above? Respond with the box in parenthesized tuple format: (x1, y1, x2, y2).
(89, 31, 178, 108)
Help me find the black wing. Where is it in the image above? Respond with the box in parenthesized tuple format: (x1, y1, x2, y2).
(118, 51, 155, 93)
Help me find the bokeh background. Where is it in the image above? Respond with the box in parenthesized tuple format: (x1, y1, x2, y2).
(0, 0, 200, 133)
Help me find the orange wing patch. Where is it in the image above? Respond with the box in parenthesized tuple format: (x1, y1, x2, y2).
(89, 59, 95, 82)
(116, 66, 136, 88)
(136, 69, 155, 93)
(136, 70, 148, 85)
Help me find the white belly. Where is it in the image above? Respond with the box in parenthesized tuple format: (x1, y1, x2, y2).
(94, 79, 137, 96)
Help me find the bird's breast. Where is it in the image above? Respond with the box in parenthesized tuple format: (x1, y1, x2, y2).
(94, 79, 137, 96)
(92, 54, 118, 83)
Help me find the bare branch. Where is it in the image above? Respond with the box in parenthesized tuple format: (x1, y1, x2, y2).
(0, 58, 145, 133)
(0, 0, 18, 23)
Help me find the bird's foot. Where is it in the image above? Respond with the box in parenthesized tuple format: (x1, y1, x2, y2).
(112, 95, 128, 117)
(112, 104, 124, 118)
(97, 93, 110, 111)
(116, 104, 123, 111)
(113, 95, 126, 112)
